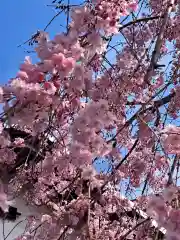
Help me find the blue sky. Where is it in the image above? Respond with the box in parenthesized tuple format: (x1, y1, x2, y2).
(0, 0, 169, 83)
(0, 0, 68, 84)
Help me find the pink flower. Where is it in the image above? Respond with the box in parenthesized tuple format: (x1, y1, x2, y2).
(163, 186, 177, 202)
(162, 125, 180, 154)
(0, 122, 3, 134)
(41, 214, 52, 223)
(62, 57, 75, 72)
(17, 71, 29, 80)
(80, 149, 93, 164)
(13, 137, 25, 146)
(52, 53, 65, 66)
(128, 2, 138, 12)
(54, 33, 69, 44)
(0, 191, 9, 212)
(35, 43, 52, 60)
(0, 87, 3, 102)
(40, 60, 54, 73)
(153, 75, 164, 88)
(20, 56, 34, 73)
(81, 165, 96, 180)
(161, 44, 168, 54)
(44, 82, 57, 95)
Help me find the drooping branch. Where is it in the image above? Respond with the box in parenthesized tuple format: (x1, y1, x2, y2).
(144, 0, 175, 84)
(107, 90, 175, 144)
(119, 15, 163, 32)
(120, 217, 151, 240)
(167, 155, 178, 187)
(126, 91, 175, 106)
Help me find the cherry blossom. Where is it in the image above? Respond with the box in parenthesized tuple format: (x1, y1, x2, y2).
(1, 0, 180, 239)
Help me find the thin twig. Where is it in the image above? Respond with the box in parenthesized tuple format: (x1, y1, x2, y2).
(66, 0, 70, 33)
(115, 139, 139, 170)
(107, 83, 174, 144)
(17, 31, 40, 48)
(4, 220, 26, 240)
(101, 139, 138, 192)
(57, 226, 69, 240)
(167, 154, 178, 187)
(144, 0, 175, 84)
(2, 218, 5, 240)
(119, 15, 163, 31)
(44, 10, 64, 31)
(121, 217, 151, 240)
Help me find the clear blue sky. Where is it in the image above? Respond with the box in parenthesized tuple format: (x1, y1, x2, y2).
(0, 0, 68, 84)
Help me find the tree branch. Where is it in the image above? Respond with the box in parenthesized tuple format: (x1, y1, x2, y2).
(167, 154, 178, 187)
(115, 139, 139, 170)
(107, 90, 175, 144)
(119, 15, 163, 32)
(120, 217, 151, 240)
(144, 0, 175, 84)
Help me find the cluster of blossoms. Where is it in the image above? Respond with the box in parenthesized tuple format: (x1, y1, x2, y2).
(161, 125, 180, 154)
(1, 0, 180, 239)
